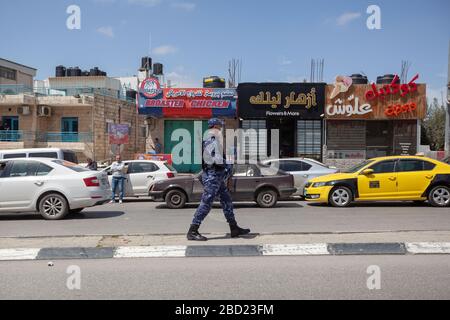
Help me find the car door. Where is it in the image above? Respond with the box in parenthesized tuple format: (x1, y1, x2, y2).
(396, 159, 436, 198)
(0, 160, 52, 210)
(357, 159, 398, 200)
(233, 164, 260, 200)
(127, 162, 159, 196)
(277, 160, 310, 193)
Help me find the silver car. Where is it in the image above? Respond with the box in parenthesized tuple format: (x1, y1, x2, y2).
(262, 158, 338, 196)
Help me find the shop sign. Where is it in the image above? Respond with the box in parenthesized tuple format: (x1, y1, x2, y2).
(138, 78, 237, 118)
(326, 75, 426, 120)
(237, 83, 325, 119)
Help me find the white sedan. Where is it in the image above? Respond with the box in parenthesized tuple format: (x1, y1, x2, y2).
(262, 158, 338, 196)
(0, 158, 110, 220)
(102, 160, 177, 197)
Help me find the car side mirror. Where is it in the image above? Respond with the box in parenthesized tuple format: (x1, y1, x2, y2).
(361, 169, 374, 176)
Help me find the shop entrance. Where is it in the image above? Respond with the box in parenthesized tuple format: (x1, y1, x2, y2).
(366, 121, 393, 158)
(164, 120, 209, 173)
(267, 119, 296, 158)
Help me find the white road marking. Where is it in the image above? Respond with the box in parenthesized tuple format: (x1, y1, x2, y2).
(261, 244, 330, 256)
(0, 248, 40, 261)
(114, 246, 187, 258)
(406, 242, 450, 254)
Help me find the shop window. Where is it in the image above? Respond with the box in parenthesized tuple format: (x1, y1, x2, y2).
(297, 120, 322, 161)
(240, 120, 267, 160)
(369, 160, 396, 174)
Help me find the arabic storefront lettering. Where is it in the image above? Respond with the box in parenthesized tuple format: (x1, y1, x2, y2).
(237, 83, 325, 119)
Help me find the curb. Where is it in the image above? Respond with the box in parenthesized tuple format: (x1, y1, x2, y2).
(0, 242, 449, 261)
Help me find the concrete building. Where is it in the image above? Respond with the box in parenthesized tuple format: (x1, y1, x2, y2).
(0, 58, 36, 89)
(0, 93, 146, 163)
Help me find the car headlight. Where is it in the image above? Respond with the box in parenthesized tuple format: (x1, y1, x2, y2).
(312, 181, 336, 187)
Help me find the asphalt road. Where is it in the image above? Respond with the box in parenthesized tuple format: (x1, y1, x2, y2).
(1, 255, 449, 300)
(0, 200, 449, 237)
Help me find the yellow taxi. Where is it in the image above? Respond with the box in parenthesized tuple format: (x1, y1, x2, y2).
(304, 156, 450, 208)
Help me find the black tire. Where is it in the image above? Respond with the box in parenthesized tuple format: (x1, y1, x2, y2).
(165, 189, 187, 209)
(69, 208, 84, 215)
(428, 186, 450, 207)
(38, 193, 69, 220)
(328, 186, 353, 208)
(256, 189, 278, 208)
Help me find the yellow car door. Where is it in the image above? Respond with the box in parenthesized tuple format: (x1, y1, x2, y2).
(358, 160, 398, 200)
(396, 159, 436, 199)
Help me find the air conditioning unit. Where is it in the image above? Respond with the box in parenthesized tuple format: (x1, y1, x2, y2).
(17, 106, 31, 115)
(38, 106, 52, 117)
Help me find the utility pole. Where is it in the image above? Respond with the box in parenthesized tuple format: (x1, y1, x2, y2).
(446, 41, 450, 156)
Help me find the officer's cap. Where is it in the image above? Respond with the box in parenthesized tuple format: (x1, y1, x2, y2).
(208, 118, 223, 128)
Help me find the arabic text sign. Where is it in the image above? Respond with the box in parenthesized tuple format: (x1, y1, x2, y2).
(109, 124, 130, 145)
(237, 83, 325, 119)
(138, 85, 237, 118)
(325, 84, 426, 120)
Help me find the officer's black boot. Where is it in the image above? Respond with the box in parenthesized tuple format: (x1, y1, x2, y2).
(187, 224, 208, 241)
(229, 221, 251, 238)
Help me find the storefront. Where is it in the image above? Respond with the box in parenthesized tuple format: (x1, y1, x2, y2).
(324, 74, 427, 169)
(137, 78, 238, 173)
(237, 83, 325, 160)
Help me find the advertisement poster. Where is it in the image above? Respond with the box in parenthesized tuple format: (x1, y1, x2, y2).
(109, 124, 130, 145)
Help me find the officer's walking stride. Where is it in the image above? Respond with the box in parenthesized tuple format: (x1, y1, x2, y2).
(187, 118, 251, 241)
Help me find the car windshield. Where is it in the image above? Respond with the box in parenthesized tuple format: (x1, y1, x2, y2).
(52, 160, 91, 172)
(344, 160, 374, 173)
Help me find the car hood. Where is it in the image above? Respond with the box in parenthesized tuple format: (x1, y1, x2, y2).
(308, 172, 357, 183)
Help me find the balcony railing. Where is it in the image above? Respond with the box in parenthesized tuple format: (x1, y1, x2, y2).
(37, 132, 93, 143)
(0, 130, 35, 142)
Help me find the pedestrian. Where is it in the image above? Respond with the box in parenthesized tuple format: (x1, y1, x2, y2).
(86, 158, 98, 171)
(153, 138, 163, 154)
(187, 118, 250, 241)
(110, 154, 127, 204)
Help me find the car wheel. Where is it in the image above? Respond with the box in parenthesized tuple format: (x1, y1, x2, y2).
(428, 186, 450, 207)
(69, 208, 84, 215)
(165, 190, 187, 209)
(256, 189, 278, 208)
(329, 186, 353, 208)
(38, 193, 69, 220)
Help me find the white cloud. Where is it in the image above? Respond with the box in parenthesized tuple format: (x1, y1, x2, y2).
(336, 12, 361, 26)
(278, 56, 292, 66)
(96, 26, 115, 38)
(128, 0, 161, 7)
(171, 2, 196, 11)
(152, 45, 178, 56)
(166, 68, 200, 87)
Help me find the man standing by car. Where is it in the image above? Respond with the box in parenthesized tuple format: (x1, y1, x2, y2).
(110, 154, 126, 204)
(86, 158, 98, 171)
(187, 118, 251, 241)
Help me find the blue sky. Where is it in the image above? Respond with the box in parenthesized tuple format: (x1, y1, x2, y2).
(1, 0, 449, 102)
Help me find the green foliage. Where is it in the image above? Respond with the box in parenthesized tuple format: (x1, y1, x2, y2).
(422, 98, 446, 151)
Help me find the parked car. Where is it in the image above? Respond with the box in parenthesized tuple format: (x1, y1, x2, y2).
(0, 158, 110, 220)
(0, 148, 78, 163)
(149, 163, 296, 209)
(262, 158, 338, 196)
(102, 160, 177, 197)
(304, 155, 450, 208)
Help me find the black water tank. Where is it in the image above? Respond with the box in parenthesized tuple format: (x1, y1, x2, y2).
(203, 76, 226, 88)
(126, 90, 137, 100)
(73, 67, 82, 77)
(90, 67, 100, 76)
(55, 65, 66, 77)
(350, 74, 368, 84)
(141, 56, 152, 70)
(153, 63, 163, 75)
(377, 74, 400, 84)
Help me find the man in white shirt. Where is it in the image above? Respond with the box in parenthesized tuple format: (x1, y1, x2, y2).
(110, 154, 126, 204)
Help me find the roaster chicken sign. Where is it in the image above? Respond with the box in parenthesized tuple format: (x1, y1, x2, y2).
(326, 74, 420, 119)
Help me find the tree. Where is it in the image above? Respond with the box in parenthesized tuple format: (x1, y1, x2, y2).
(422, 98, 446, 151)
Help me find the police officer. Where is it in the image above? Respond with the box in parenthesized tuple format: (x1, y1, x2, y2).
(187, 118, 251, 241)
